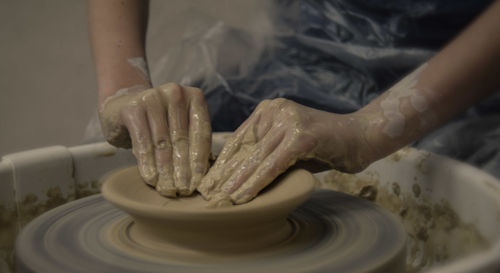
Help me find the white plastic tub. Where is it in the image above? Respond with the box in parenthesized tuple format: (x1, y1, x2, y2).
(1, 133, 499, 273)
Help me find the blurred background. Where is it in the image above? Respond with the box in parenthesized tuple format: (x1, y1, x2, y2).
(2, 0, 498, 179)
(0, 0, 95, 156)
(0, 0, 267, 156)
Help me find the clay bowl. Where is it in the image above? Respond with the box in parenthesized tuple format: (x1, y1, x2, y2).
(101, 167, 316, 253)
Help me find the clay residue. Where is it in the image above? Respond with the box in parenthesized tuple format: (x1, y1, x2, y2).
(1, 186, 76, 273)
(389, 147, 412, 162)
(380, 64, 427, 138)
(0, 203, 17, 273)
(320, 169, 489, 273)
(18, 187, 69, 227)
(76, 180, 101, 199)
(412, 184, 421, 198)
(416, 152, 431, 174)
(127, 57, 150, 81)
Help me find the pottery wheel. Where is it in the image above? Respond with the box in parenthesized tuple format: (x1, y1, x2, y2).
(16, 190, 406, 273)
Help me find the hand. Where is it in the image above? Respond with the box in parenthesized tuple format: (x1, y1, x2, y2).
(99, 83, 212, 197)
(198, 98, 375, 206)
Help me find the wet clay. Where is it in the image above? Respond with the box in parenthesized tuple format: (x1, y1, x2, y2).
(17, 190, 407, 273)
(199, 98, 371, 206)
(99, 83, 212, 198)
(96, 166, 408, 273)
(379, 63, 430, 138)
(101, 166, 316, 254)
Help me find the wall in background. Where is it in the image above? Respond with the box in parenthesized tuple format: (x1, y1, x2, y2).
(0, 0, 269, 156)
(0, 0, 96, 156)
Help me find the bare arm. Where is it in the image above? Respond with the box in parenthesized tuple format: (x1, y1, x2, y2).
(358, 0, 500, 162)
(199, 1, 500, 205)
(87, 0, 151, 105)
(87, 0, 212, 197)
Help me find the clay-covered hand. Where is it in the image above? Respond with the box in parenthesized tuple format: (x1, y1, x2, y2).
(99, 83, 211, 197)
(198, 98, 376, 206)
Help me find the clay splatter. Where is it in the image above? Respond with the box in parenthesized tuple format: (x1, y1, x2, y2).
(321, 169, 488, 273)
(76, 180, 101, 199)
(1, 183, 100, 272)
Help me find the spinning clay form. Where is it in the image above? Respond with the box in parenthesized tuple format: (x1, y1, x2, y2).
(16, 167, 406, 273)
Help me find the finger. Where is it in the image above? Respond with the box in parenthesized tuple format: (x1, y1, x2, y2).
(218, 128, 285, 195)
(207, 127, 284, 206)
(121, 105, 158, 186)
(197, 115, 263, 198)
(197, 114, 255, 198)
(212, 113, 255, 166)
(198, 100, 275, 198)
(142, 90, 176, 197)
(200, 125, 283, 201)
(230, 138, 301, 204)
(198, 155, 246, 199)
(184, 87, 211, 194)
(160, 83, 191, 196)
(213, 99, 272, 167)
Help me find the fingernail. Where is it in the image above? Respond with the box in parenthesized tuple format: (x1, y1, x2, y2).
(139, 164, 157, 186)
(232, 190, 254, 205)
(156, 179, 177, 197)
(190, 173, 203, 191)
(178, 186, 191, 196)
(197, 177, 215, 198)
(206, 192, 232, 208)
(176, 174, 191, 196)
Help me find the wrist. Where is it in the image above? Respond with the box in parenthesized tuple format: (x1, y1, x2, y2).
(98, 85, 153, 149)
(99, 84, 150, 110)
(96, 57, 152, 106)
(313, 112, 379, 173)
(343, 112, 386, 170)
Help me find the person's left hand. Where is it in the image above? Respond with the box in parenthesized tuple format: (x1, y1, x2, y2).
(99, 83, 212, 197)
(197, 98, 376, 206)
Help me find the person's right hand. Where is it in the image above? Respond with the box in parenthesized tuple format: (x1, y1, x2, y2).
(197, 98, 377, 206)
(99, 83, 212, 197)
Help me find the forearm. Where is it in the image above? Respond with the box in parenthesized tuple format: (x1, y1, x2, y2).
(87, 0, 151, 106)
(356, 0, 500, 161)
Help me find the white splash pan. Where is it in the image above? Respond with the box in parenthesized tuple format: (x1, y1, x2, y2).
(313, 146, 500, 273)
(3, 133, 500, 273)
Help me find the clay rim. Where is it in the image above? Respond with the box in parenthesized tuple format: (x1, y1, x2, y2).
(101, 167, 316, 221)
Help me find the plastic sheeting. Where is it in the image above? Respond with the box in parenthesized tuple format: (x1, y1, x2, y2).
(149, 0, 499, 177)
(67, 0, 494, 178)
